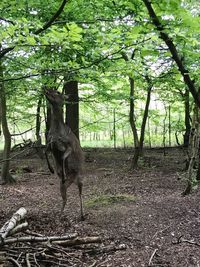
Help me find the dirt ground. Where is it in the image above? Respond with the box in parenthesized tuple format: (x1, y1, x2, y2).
(1, 147, 200, 267)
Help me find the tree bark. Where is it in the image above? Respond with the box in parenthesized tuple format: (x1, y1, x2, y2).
(0, 62, 13, 184)
(63, 79, 79, 139)
(139, 76, 152, 154)
(183, 88, 191, 147)
(183, 105, 200, 195)
(35, 94, 44, 158)
(129, 77, 140, 169)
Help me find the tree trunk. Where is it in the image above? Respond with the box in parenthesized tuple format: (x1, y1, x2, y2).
(139, 78, 152, 154)
(142, 0, 200, 194)
(63, 79, 79, 139)
(0, 99, 2, 136)
(35, 94, 43, 159)
(129, 77, 140, 169)
(44, 99, 51, 145)
(183, 105, 200, 195)
(0, 63, 13, 184)
(113, 108, 116, 148)
(183, 88, 191, 147)
(168, 105, 171, 146)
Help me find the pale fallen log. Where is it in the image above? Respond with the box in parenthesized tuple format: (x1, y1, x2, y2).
(0, 207, 27, 241)
(9, 222, 28, 236)
(1, 233, 78, 246)
(53, 236, 102, 246)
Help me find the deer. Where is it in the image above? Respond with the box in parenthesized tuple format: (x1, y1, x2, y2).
(44, 88, 85, 220)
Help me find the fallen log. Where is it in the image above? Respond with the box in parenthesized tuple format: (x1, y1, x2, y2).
(2, 233, 78, 246)
(0, 208, 126, 266)
(0, 207, 27, 242)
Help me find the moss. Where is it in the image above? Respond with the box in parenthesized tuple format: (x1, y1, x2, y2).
(85, 194, 135, 208)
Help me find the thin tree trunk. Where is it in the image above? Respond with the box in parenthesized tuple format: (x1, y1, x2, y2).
(129, 77, 140, 169)
(0, 102, 2, 136)
(63, 79, 79, 139)
(163, 106, 167, 156)
(183, 105, 200, 194)
(184, 88, 191, 147)
(36, 95, 42, 141)
(35, 94, 43, 159)
(168, 105, 171, 146)
(113, 108, 116, 149)
(0, 62, 13, 184)
(147, 116, 151, 148)
(139, 77, 152, 154)
(44, 98, 51, 145)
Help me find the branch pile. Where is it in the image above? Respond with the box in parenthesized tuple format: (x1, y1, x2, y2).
(0, 208, 126, 266)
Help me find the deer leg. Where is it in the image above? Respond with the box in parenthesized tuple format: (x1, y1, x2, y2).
(62, 147, 72, 184)
(60, 179, 73, 217)
(45, 150, 54, 173)
(76, 175, 84, 221)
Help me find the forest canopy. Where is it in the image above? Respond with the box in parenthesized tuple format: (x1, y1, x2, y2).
(0, 0, 199, 149)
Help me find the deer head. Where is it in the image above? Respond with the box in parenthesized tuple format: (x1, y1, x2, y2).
(45, 89, 65, 106)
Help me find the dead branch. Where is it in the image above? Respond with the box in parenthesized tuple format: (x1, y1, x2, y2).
(177, 237, 200, 247)
(0, 207, 27, 241)
(9, 222, 28, 236)
(7, 257, 22, 267)
(148, 248, 158, 266)
(53, 236, 102, 246)
(2, 233, 78, 246)
(0, 208, 126, 266)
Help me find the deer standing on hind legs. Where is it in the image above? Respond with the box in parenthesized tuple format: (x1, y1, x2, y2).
(45, 88, 85, 220)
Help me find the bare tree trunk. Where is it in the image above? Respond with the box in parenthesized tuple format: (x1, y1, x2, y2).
(139, 77, 152, 154)
(183, 105, 200, 195)
(129, 77, 140, 169)
(0, 62, 14, 184)
(113, 108, 116, 149)
(183, 88, 191, 147)
(35, 94, 44, 158)
(63, 79, 79, 139)
(168, 105, 171, 146)
(0, 98, 2, 136)
(163, 105, 167, 156)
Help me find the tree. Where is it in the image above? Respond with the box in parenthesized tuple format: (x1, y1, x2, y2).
(141, 0, 200, 193)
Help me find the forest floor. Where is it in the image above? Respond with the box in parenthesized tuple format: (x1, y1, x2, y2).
(1, 147, 200, 266)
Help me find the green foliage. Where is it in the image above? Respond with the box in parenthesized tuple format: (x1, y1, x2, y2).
(0, 0, 199, 148)
(85, 194, 136, 208)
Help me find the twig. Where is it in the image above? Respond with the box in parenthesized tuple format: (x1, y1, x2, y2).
(148, 248, 158, 266)
(151, 225, 171, 240)
(178, 237, 200, 247)
(7, 257, 22, 267)
(33, 253, 40, 267)
(25, 253, 31, 267)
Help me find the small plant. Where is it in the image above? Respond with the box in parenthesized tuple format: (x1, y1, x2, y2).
(85, 194, 135, 208)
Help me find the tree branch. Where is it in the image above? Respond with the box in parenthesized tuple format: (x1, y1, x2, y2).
(142, 0, 200, 108)
(0, 0, 68, 59)
(34, 0, 68, 34)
